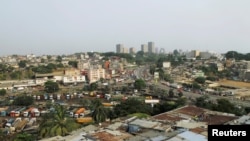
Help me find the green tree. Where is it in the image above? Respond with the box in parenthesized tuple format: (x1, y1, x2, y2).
(176, 97, 187, 106)
(163, 73, 173, 82)
(134, 79, 146, 91)
(32, 65, 52, 74)
(153, 101, 179, 115)
(91, 99, 107, 123)
(39, 104, 80, 138)
(195, 77, 206, 84)
(56, 55, 62, 62)
(224, 51, 246, 60)
(158, 69, 165, 80)
(14, 132, 35, 141)
(13, 95, 34, 106)
(215, 99, 235, 113)
(57, 63, 64, 68)
(68, 61, 78, 68)
(192, 82, 201, 89)
(18, 60, 27, 68)
(135, 51, 145, 65)
(149, 65, 156, 75)
(47, 55, 52, 60)
(0, 73, 7, 80)
(0, 129, 8, 141)
(178, 91, 183, 97)
(173, 49, 179, 56)
(79, 99, 92, 109)
(47, 63, 57, 70)
(156, 56, 168, 68)
(168, 89, 174, 98)
(106, 108, 116, 123)
(195, 95, 215, 109)
(89, 82, 98, 91)
(24, 68, 34, 79)
(114, 98, 152, 117)
(0, 89, 6, 96)
(10, 71, 22, 80)
(44, 81, 59, 93)
(206, 76, 217, 81)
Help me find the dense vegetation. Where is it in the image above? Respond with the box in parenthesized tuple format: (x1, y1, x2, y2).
(225, 51, 250, 60)
(195, 95, 248, 116)
(44, 81, 59, 93)
(12, 95, 34, 106)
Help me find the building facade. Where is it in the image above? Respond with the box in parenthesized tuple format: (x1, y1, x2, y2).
(87, 67, 105, 83)
(148, 42, 155, 53)
(129, 47, 136, 54)
(116, 44, 124, 53)
(141, 44, 148, 53)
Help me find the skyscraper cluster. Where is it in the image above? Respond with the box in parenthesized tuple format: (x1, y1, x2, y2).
(116, 41, 155, 54)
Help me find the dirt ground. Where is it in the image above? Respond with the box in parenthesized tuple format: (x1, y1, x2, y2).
(218, 79, 250, 89)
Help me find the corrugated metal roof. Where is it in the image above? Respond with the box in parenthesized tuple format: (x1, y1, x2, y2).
(129, 119, 159, 129)
(148, 135, 167, 141)
(176, 131, 207, 141)
(82, 125, 98, 132)
(106, 122, 122, 130)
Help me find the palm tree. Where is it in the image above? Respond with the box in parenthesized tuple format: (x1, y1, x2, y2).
(91, 99, 107, 124)
(38, 104, 80, 138)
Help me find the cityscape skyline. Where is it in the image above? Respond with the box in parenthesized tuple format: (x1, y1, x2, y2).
(0, 0, 250, 56)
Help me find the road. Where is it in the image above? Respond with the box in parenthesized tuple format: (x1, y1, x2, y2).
(132, 65, 250, 107)
(149, 82, 250, 107)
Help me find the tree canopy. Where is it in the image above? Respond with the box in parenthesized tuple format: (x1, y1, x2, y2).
(195, 96, 247, 116)
(18, 60, 27, 68)
(44, 81, 59, 93)
(91, 99, 107, 123)
(114, 98, 152, 117)
(0, 89, 6, 96)
(134, 79, 146, 91)
(194, 77, 206, 84)
(39, 104, 81, 138)
(13, 95, 34, 106)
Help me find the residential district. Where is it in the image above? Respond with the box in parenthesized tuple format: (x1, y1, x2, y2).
(0, 43, 250, 141)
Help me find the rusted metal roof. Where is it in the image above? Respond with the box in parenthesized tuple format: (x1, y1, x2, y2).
(175, 105, 205, 117)
(153, 114, 184, 122)
(92, 131, 120, 141)
(201, 114, 237, 125)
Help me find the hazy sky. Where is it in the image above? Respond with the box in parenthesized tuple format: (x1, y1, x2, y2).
(0, 0, 250, 56)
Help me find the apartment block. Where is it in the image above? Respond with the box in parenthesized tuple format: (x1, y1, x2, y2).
(141, 44, 148, 53)
(148, 42, 155, 53)
(129, 47, 136, 54)
(87, 67, 105, 83)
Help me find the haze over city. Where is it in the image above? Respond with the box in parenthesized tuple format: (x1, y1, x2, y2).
(0, 0, 250, 56)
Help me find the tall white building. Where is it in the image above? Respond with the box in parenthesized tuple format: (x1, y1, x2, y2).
(116, 44, 124, 53)
(123, 48, 129, 53)
(116, 44, 129, 53)
(185, 50, 200, 59)
(129, 47, 136, 54)
(200, 52, 212, 59)
(148, 42, 155, 53)
(141, 44, 148, 53)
